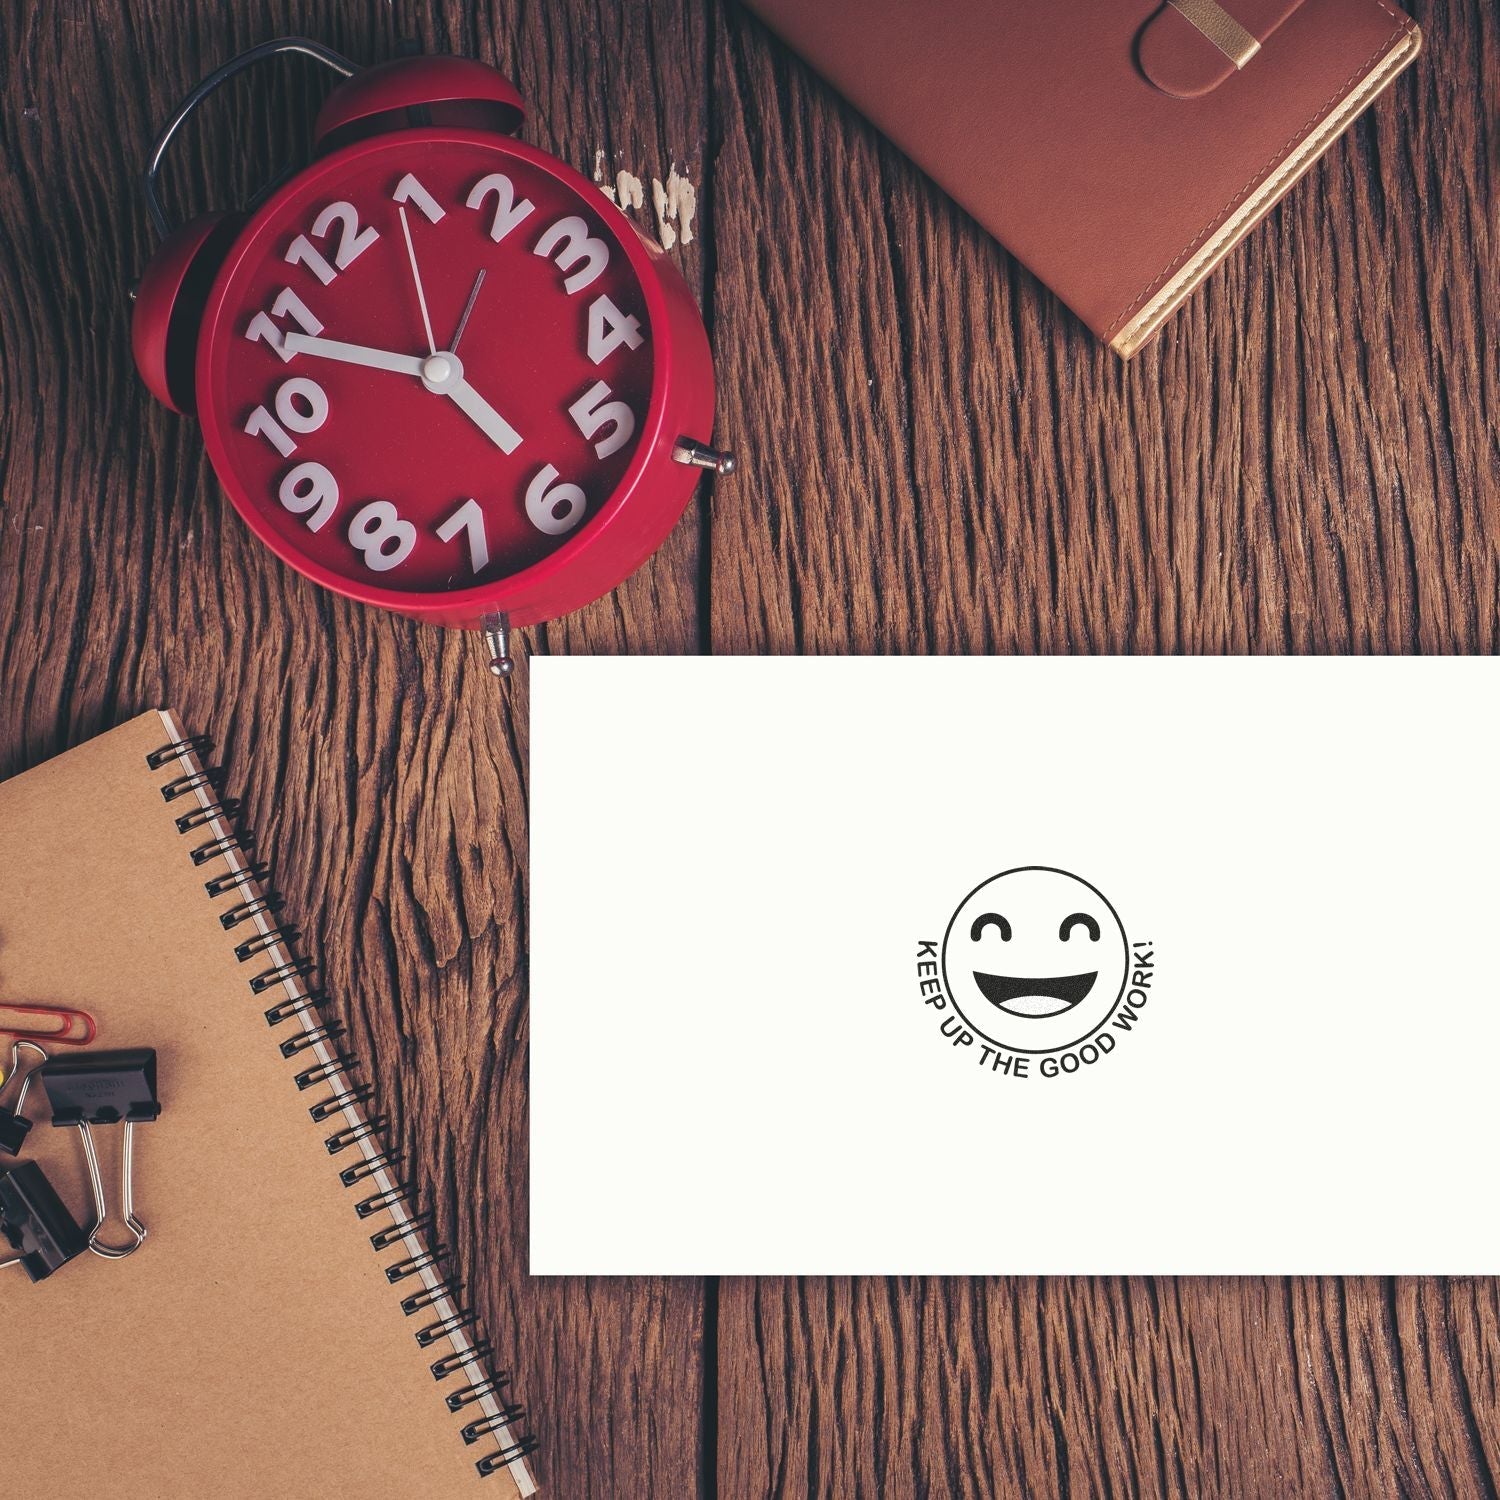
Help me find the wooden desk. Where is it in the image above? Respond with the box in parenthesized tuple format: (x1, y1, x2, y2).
(1, 3, 1495, 1493)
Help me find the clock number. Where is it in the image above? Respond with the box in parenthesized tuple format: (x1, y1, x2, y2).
(313, 200, 381, 266)
(278, 461, 340, 532)
(525, 464, 587, 537)
(465, 173, 535, 243)
(348, 500, 417, 573)
(436, 497, 490, 573)
(568, 380, 636, 460)
(285, 201, 380, 284)
(276, 377, 329, 432)
(586, 294, 644, 365)
(243, 376, 329, 459)
(244, 288, 324, 362)
(534, 216, 609, 294)
(284, 235, 336, 286)
(392, 172, 445, 224)
(245, 407, 296, 460)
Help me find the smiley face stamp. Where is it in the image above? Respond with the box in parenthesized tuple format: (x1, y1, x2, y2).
(916, 866, 1157, 1080)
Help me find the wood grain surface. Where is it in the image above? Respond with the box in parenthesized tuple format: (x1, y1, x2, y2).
(0, 2, 1495, 1497)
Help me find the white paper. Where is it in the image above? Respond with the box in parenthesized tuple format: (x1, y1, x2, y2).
(530, 656, 1500, 1274)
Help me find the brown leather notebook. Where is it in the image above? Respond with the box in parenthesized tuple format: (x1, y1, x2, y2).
(0, 713, 536, 1497)
(743, 0, 1420, 354)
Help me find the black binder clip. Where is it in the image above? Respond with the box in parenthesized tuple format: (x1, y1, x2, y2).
(0, 1040, 48, 1156)
(0, 1162, 88, 1281)
(41, 1048, 161, 1260)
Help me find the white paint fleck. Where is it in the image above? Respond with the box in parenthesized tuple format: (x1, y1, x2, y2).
(650, 178, 674, 249)
(651, 164, 697, 250)
(614, 171, 645, 212)
(593, 150, 698, 253)
(593, 151, 643, 211)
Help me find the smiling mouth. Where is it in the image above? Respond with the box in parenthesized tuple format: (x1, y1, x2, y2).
(972, 971, 1098, 1018)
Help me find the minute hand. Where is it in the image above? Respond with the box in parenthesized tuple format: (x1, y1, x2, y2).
(283, 335, 426, 376)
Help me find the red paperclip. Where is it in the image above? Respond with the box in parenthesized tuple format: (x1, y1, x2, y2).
(0, 1002, 97, 1047)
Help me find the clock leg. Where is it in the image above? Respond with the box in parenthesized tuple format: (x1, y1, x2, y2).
(481, 611, 516, 680)
(671, 438, 736, 476)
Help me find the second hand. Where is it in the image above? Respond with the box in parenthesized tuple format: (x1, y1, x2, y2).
(450, 269, 486, 355)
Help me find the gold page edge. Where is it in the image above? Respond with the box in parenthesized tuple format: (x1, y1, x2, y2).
(1109, 23, 1422, 359)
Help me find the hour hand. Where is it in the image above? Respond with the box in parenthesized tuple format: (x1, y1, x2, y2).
(282, 334, 426, 376)
(444, 376, 524, 456)
(417, 350, 523, 455)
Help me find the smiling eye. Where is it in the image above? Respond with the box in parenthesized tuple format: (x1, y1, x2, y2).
(970, 912, 1012, 941)
(1059, 912, 1100, 942)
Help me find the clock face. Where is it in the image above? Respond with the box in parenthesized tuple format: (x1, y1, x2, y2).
(197, 132, 660, 606)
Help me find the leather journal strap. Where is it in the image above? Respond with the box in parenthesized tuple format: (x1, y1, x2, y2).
(1139, 0, 1306, 97)
(1167, 0, 1261, 67)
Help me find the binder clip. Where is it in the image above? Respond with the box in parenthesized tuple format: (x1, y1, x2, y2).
(0, 1040, 48, 1156)
(41, 1048, 161, 1260)
(0, 1162, 88, 1282)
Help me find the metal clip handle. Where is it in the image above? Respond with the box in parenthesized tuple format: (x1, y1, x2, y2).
(144, 36, 356, 239)
(0, 1040, 48, 1116)
(76, 1119, 148, 1260)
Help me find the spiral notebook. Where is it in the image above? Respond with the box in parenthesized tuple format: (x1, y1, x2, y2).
(0, 711, 535, 1497)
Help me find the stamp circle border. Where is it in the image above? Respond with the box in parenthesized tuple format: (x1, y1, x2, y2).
(940, 865, 1131, 1055)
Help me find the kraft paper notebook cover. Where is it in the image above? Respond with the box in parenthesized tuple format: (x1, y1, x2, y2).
(742, 0, 1421, 354)
(0, 712, 535, 1498)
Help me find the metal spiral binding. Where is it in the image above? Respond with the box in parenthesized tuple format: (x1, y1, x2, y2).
(463, 1405, 527, 1443)
(339, 1148, 401, 1187)
(146, 735, 212, 770)
(294, 1053, 357, 1090)
(373, 1210, 435, 1252)
(205, 862, 269, 898)
(177, 798, 242, 835)
(282, 1022, 345, 1058)
(416, 1310, 480, 1348)
(235, 925, 301, 962)
(355, 1181, 414, 1218)
(308, 1084, 374, 1123)
(160, 767, 224, 803)
(478, 1438, 540, 1475)
(146, 732, 537, 1484)
(431, 1340, 492, 1380)
(249, 957, 315, 994)
(265, 990, 324, 1027)
(324, 1116, 385, 1155)
(401, 1276, 464, 1316)
(192, 831, 254, 866)
(386, 1246, 449, 1283)
(447, 1373, 512, 1413)
(220, 891, 280, 929)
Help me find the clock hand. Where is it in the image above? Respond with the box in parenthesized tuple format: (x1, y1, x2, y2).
(397, 203, 438, 356)
(413, 348, 522, 454)
(449, 269, 486, 356)
(443, 373, 524, 455)
(282, 334, 426, 375)
(284, 335, 521, 451)
(287, 209, 515, 452)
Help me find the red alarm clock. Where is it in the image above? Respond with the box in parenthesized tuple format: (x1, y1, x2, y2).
(133, 39, 733, 675)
